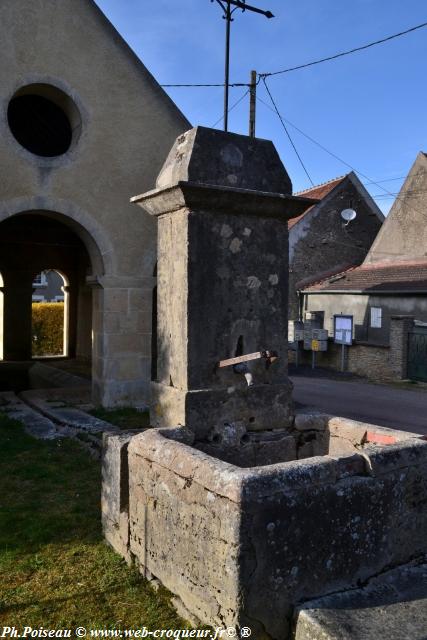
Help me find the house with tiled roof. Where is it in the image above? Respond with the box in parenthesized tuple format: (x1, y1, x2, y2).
(302, 151, 427, 347)
(288, 172, 384, 319)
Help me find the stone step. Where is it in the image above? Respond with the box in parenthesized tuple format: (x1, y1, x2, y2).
(295, 559, 427, 640)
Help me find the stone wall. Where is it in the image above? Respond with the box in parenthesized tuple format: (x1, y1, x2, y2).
(289, 341, 393, 381)
(304, 291, 427, 345)
(289, 316, 414, 383)
(289, 175, 383, 320)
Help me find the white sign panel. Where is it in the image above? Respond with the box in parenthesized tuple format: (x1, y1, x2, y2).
(334, 315, 353, 345)
(370, 307, 382, 329)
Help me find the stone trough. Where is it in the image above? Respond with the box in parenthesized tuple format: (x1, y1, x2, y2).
(103, 416, 427, 639)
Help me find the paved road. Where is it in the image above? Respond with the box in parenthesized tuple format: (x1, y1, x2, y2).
(290, 375, 427, 435)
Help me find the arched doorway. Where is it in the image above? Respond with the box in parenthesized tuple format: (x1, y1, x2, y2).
(0, 205, 154, 406)
(0, 212, 100, 368)
(31, 270, 69, 358)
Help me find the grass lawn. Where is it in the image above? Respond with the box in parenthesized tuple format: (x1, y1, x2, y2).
(90, 407, 151, 430)
(0, 413, 186, 632)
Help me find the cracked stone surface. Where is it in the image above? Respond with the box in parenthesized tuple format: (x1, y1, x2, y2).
(295, 559, 427, 640)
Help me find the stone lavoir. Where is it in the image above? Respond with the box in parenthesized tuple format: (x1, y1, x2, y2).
(102, 127, 427, 640)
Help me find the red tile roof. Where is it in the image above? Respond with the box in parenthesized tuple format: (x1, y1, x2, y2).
(289, 176, 346, 229)
(295, 263, 361, 290)
(304, 260, 427, 293)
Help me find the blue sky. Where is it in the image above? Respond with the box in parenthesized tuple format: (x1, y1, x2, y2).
(96, 0, 427, 213)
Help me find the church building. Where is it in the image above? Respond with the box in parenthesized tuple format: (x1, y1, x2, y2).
(0, 0, 190, 405)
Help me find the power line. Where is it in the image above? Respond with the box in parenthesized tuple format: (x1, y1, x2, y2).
(160, 82, 249, 88)
(363, 176, 407, 185)
(362, 171, 426, 186)
(260, 20, 427, 78)
(256, 91, 427, 222)
(256, 91, 397, 197)
(262, 77, 314, 186)
(159, 20, 427, 87)
(211, 89, 250, 128)
(372, 189, 427, 199)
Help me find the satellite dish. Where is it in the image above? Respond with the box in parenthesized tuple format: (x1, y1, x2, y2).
(341, 208, 357, 225)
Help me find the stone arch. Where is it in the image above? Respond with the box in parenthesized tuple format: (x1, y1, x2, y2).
(0, 211, 97, 364)
(31, 269, 70, 358)
(0, 197, 115, 277)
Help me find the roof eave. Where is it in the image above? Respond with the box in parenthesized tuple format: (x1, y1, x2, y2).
(304, 288, 427, 295)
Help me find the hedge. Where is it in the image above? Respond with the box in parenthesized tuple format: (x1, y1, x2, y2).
(32, 303, 64, 356)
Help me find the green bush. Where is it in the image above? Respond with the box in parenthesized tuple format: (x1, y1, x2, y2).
(32, 302, 64, 356)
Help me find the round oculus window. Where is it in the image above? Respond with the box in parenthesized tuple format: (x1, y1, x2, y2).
(7, 85, 80, 158)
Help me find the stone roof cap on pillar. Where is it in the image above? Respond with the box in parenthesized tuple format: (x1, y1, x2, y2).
(154, 126, 293, 195)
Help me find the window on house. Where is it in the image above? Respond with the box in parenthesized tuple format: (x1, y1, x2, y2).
(33, 272, 47, 287)
(370, 307, 382, 328)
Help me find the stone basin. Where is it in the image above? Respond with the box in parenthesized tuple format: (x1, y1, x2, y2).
(102, 415, 427, 639)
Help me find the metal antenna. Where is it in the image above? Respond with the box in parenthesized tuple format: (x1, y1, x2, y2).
(211, 0, 274, 132)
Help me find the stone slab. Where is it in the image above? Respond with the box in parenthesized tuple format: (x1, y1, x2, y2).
(20, 390, 115, 434)
(0, 391, 59, 439)
(295, 559, 427, 640)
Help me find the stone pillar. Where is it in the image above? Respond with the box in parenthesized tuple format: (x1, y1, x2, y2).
(91, 278, 154, 407)
(132, 127, 316, 437)
(0, 276, 4, 361)
(2, 270, 34, 361)
(390, 315, 414, 379)
(75, 280, 92, 360)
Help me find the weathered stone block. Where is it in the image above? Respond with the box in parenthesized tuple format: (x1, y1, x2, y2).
(106, 333, 150, 356)
(102, 431, 143, 563)
(103, 289, 129, 314)
(294, 412, 329, 431)
(151, 381, 294, 437)
(328, 417, 368, 444)
(126, 427, 427, 639)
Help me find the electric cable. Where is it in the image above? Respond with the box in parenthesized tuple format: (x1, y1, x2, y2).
(159, 20, 427, 87)
(211, 89, 250, 128)
(259, 20, 427, 78)
(262, 77, 314, 186)
(160, 82, 250, 88)
(256, 90, 427, 223)
(256, 91, 400, 198)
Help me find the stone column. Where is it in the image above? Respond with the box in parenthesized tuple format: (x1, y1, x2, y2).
(0, 276, 4, 361)
(90, 277, 154, 407)
(132, 127, 316, 437)
(390, 315, 414, 379)
(2, 270, 34, 361)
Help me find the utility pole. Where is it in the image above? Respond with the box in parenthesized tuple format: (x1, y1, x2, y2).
(249, 69, 257, 137)
(211, 0, 274, 132)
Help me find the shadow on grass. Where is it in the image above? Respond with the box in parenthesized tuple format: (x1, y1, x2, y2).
(0, 414, 187, 630)
(0, 414, 100, 555)
(90, 407, 151, 431)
